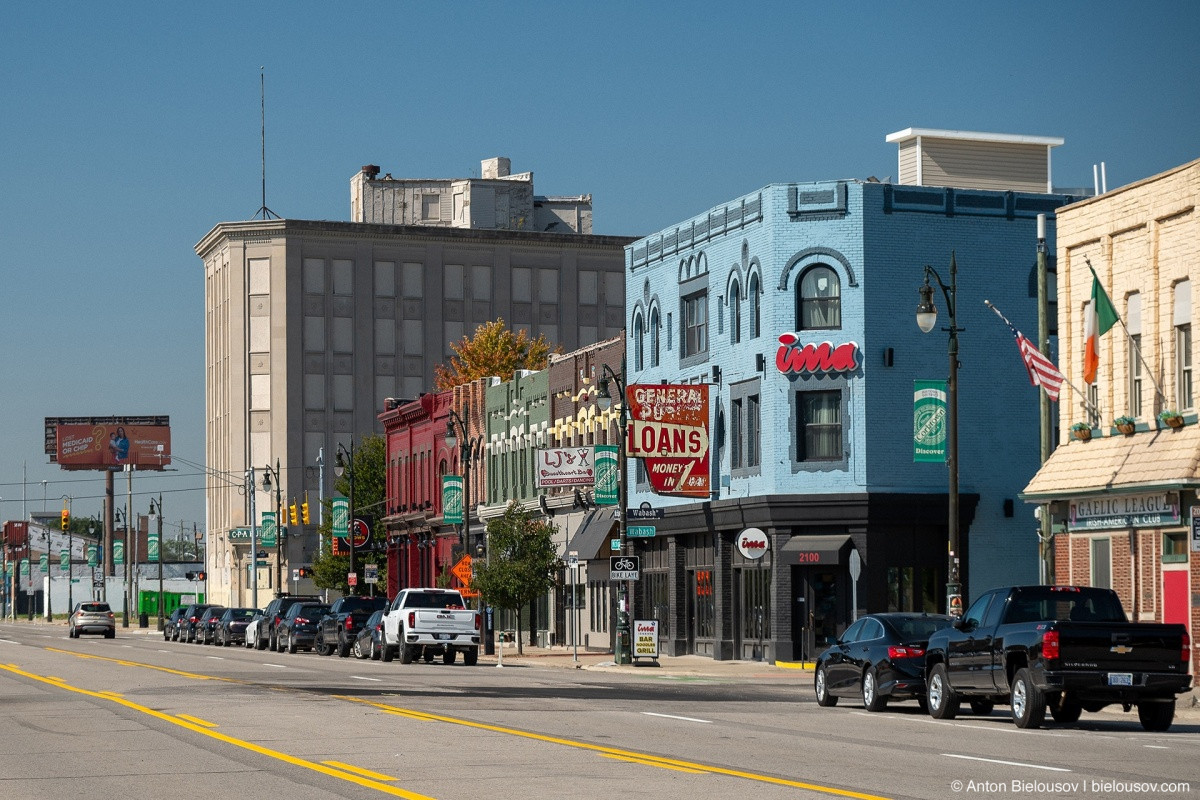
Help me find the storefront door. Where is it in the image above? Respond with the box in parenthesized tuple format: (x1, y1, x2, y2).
(792, 566, 846, 662)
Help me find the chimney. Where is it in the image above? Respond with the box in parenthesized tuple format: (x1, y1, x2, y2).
(481, 157, 510, 179)
(361, 164, 381, 180)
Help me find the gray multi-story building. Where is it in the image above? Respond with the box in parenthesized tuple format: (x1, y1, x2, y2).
(196, 159, 633, 607)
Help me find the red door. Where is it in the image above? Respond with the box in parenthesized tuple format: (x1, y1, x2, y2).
(1162, 568, 1189, 628)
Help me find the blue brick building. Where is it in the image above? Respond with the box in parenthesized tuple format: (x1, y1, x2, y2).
(622, 176, 1077, 661)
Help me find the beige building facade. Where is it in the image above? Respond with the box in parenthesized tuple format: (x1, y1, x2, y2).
(1023, 157, 1200, 676)
(195, 217, 632, 607)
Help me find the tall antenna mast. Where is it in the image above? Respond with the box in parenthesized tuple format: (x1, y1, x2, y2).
(252, 67, 280, 220)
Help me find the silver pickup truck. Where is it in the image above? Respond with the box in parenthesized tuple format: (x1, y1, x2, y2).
(380, 587, 480, 665)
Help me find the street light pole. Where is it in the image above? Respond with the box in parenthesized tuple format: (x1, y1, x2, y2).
(917, 251, 962, 616)
(262, 460, 283, 597)
(335, 444, 356, 596)
(447, 406, 491, 655)
(598, 356, 632, 664)
(149, 495, 164, 630)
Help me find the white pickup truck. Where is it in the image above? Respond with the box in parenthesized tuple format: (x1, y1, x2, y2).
(380, 587, 480, 665)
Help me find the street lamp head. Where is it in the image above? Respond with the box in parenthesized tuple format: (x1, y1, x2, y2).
(597, 377, 613, 411)
(261, 469, 273, 492)
(916, 278, 938, 333)
(445, 420, 458, 449)
(334, 449, 346, 478)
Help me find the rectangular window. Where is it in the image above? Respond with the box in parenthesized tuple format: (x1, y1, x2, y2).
(374, 261, 395, 297)
(730, 398, 744, 469)
(1087, 384, 1101, 428)
(401, 262, 424, 298)
(682, 293, 707, 357)
(1090, 537, 1112, 589)
(513, 267, 532, 303)
(799, 391, 841, 461)
(747, 394, 760, 467)
(303, 258, 325, 294)
(1163, 531, 1187, 563)
(332, 260, 353, 296)
(421, 194, 441, 221)
(1177, 324, 1193, 410)
(445, 264, 464, 300)
(578, 271, 597, 303)
(1130, 333, 1143, 417)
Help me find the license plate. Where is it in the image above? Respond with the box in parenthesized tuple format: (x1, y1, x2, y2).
(435, 633, 452, 641)
(1108, 672, 1133, 686)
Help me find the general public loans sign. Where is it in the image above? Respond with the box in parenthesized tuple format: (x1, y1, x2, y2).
(625, 384, 710, 497)
(1068, 492, 1181, 531)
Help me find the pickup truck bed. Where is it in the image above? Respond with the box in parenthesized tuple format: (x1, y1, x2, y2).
(381, 588, 480, 666)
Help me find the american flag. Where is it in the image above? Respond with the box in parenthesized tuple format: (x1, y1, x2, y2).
(1004, 319, 1064, 401)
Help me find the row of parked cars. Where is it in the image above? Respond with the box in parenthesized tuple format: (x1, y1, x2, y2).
(163, 595, 390, 659)
(813, 585, 1192, 732)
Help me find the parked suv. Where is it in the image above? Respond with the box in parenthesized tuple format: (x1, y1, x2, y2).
(256, 595, 321, 651)
(178, 603, 220, 643)
(277, 602, 331, 653)
(69, 601, 115, 638)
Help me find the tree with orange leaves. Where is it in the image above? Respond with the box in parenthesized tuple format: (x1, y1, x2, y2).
(434, 319, 559, 390)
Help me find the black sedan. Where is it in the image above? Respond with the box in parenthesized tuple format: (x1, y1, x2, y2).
(814, 612, 954, 712)
(163, 608, 188, 641)
(215, 608, 258, 647)
(276, 603, 331, 653)
(352, 610, 386, 660)
(197, 606, 227, 645)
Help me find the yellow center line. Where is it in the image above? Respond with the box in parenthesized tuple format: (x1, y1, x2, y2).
(322, 760, 399, 782)
(602, 753, 710, 774)
(336, 696, 892, 800)
(176, 713, 217, 728)
(0, 664, 433, 800)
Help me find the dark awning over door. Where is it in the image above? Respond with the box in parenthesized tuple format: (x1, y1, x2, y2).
(780, 534, 853, 565)
(566, 509, 617, 562)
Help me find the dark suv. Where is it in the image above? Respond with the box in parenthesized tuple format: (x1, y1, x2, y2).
(178, 603, 220, 643)
(256, 595, 322, 651)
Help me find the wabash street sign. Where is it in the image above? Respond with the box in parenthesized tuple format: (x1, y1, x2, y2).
(625, 384, 710, 498)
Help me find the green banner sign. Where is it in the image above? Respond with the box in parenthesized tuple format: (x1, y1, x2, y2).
(442, 475, 464, 525)
(39, 554, 49, 573)
(331, 498, 349, 538)
(913, 380, 948, 463)
(261, 511, 277, 548)
(148, 532, 160, 562)
(60, 549, 70, 570)
(113, 540, 125, 566)
(594, 445, 619, 506)
(87, 544, 98, 567)
(20, 558, 29, 577)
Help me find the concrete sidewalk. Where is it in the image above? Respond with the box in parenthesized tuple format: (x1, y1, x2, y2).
(475, 643, 810, 680)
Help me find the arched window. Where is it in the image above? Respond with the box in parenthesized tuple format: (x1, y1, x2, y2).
(730, 279, 741, 345)
(650, 307, 661, 367)
(748, 273, 761, 339)
(797, 265, 841, 329)
(633, 313, 645, 371)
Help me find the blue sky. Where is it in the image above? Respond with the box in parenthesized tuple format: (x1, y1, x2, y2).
(1, 2, 1196, 531)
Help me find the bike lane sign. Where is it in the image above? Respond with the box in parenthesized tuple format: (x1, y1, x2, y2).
(609, 555, 640, 581)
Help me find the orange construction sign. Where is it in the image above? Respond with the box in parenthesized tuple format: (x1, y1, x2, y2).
(451, 555, 479, 597)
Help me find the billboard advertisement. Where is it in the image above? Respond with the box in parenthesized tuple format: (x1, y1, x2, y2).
(47, 417, 171, 470)
(535, 447, 595, 487)
(625, 384, 710, 497)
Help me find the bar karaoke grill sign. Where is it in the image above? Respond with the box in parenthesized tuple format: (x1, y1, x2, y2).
(625, 384, 710, 497)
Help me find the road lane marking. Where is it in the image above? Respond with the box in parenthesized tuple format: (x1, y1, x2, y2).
(262, 663, 287, 668)
(642, 712, 712, 724)
(943, 753, 1071, 772)
(322, 761, 398, 782)
(339, 696, 891, 800)
(177, 713, 217, 728)
(207, 656, 224, 660)
(0, 639, 20, 645)
(603, 753, 709, 774)
(352, 675, 383, 682)
(0, 664, 434, 799)
(1145, 745, 1170, 749)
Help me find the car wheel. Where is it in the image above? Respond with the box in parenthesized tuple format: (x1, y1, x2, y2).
(815, 665, 838, 707)
(443, 648, 457, 665)
(400, 644, 416, 665)
(381, 644, 394, 662)
(463, 648, 478, 666)
(1137, 701, 1175, 732)
(353, 638, 365, 659)
(1010, 667, 1045, 729)
(371, 640, 381, 661)
(314, 633, 331, 657)
(104, 629, 115, 639)
(862, 668, 887, 712)
(1049, 697, 1081, 724)
(927, 664, 959, 720)
(969, 699, 995, 716)
(337, 636, 351, 658)
(163, 627, 170, 642)
(422, 649, 436, 663)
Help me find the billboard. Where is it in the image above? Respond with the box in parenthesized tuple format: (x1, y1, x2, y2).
(47, 416, 171, 470)
(625, 384, 710, 497)
(536, 447, 595, 487)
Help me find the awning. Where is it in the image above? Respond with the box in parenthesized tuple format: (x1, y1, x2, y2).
(566, 508, 617, 561)
(1022, 422, 1200, 502)
(780, 534, 854, 565)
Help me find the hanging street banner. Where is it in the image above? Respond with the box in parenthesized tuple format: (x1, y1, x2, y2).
(442, 475, 464, 524)
(60, 549, 69, 569)
(20, 558, 29, 577)
(87, 544, 98, 567)
(594, 445, 619, 505)
(914, 380, 948, 463)
(113, 540, 125, 566)
(260, 511, 278, 549)
(148, 531, 160, 562)
(331, 498, 349, 556)
(39, 553, 49, 573)
(625, 384, 711, 497)
(536, 447, 595, 487)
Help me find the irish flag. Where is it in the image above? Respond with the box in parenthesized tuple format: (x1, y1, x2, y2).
(1083, 266, 1119, 384)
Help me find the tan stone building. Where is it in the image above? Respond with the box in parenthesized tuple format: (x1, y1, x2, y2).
(1023, 158, 1200, 675)
(195, 166, 633, 607)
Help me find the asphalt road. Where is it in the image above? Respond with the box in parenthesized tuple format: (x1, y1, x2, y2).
(1, 622, 1197, 800)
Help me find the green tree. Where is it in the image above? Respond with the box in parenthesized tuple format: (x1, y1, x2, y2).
(311, 434, 388, 596)
(472, 502, 561, 654)
(434, 318, 559, 390)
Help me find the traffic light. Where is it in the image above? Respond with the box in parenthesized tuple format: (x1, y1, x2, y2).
(301, 495, 310, 525)
(185, 571, 195, 580)
(297, 567, 310, 578)
(289, 500, 299, 526)
(60, 509, 70, 531)
(196, 571, 206, 581)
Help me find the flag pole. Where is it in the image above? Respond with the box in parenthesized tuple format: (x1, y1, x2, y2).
(1084, 257, 1166, 407)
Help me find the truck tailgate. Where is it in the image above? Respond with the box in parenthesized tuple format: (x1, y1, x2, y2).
(1059, 621, 1187, 673)
(416, 610, 476, 631)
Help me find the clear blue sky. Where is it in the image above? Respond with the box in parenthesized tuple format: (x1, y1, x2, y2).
(1, 2, 1196, 532)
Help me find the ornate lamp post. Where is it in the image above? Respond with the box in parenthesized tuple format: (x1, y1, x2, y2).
(149, 495, 164, 629)
(446, 407, 492, 655)
(917, 251, 962, 616)
(334, 444, 356, 596)
(597, 357, 632, 665)
(261, 460, 284, 596)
